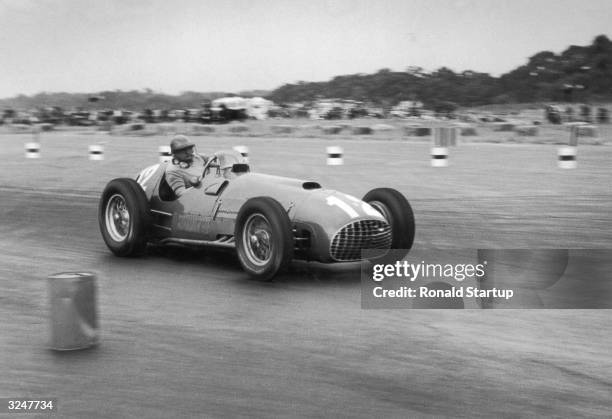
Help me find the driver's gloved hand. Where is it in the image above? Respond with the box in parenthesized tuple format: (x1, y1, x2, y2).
(189, 176, 201, 186)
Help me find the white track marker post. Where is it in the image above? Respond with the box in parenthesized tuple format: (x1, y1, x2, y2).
(431, 147, 449, 167)
(558, 126, 578, 169)
(431, 127, 449, 167)
(158, 145, 172, 163)
(88, 144, 104, 161)
(233, 145, 249, 163)
(48, 272, 99, 351)
(326, 146, 343, 165)
(25, 142, 41, 159)
(558, 146, 577, 169)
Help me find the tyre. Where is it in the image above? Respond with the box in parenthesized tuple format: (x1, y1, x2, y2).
(99, 178, 150, 256)
(235, 197, 294, 281)
(363, 188, 415, 251)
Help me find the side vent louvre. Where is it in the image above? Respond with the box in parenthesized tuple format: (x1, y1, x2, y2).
(302, 182, 321, 190)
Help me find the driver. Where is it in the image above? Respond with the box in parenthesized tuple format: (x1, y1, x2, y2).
(165, 135, 209, 197)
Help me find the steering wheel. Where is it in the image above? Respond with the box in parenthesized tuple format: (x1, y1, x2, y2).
(201, 155, 219, 178)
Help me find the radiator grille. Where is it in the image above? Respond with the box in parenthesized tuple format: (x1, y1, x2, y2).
(330, 219, 392, 261)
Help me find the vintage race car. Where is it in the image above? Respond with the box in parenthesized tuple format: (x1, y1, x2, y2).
(98, 150, 415, 280)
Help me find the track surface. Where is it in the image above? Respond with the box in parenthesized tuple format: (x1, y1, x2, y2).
(1, 134, 611, 418)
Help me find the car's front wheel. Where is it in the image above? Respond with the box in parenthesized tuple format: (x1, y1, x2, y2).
(235, 197, 293, 281)
(99, 178, 150, 256)
(363, 187, 415, 250)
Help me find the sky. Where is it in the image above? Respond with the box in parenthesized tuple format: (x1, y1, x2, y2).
(0, 0, 611, 98)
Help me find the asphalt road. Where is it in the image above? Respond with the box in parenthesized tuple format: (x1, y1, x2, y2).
(1, 186, 611, 418)
(2, 133, 612, 417)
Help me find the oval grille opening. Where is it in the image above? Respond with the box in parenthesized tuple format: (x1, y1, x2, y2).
(330, 219, 392, 261)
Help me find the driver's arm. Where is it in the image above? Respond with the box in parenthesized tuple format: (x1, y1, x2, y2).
(165, 169, 188, 197)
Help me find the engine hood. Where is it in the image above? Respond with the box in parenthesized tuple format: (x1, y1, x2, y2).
(233, 173, 322, 191)
(292, 188, 386, 231)
(221, 173, 324, 210)
(221, 173, 386, 229)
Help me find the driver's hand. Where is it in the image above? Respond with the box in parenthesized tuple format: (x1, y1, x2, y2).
(189, 176, 201, 186)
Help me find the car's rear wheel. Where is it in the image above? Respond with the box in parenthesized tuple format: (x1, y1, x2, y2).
(99, 178, 150, 256)
(235, 197, 293, 281)
(363, 188, 415, 261)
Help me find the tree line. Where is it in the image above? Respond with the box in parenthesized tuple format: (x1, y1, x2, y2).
(2, 35, 610, 111)
(268, 35, 612, 108)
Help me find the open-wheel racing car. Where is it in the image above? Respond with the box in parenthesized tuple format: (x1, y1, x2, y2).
(99, 150, 415, 280)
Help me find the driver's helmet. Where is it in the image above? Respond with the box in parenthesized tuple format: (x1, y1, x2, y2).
(170, 135, 195, 154)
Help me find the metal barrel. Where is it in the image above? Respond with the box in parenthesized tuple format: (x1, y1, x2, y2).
(48, 272, 99, 351)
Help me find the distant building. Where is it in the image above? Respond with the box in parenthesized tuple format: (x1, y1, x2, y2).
(390, 100, 423, 117)
(246, 97, 274, 120)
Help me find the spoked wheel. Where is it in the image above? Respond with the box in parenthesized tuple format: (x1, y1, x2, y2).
(99, 178, 150, 256)
(105, 193, 131, 242)
(242, 213, 275, 266)
(235, 197, 293, 281)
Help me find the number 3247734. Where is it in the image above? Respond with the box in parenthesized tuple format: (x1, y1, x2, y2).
(4, 399, 56, 412)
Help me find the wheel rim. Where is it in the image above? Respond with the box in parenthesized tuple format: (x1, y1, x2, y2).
(105, 193, 131, 241)
(368, 200, 391, 222)
(242, 213, 273, 266)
